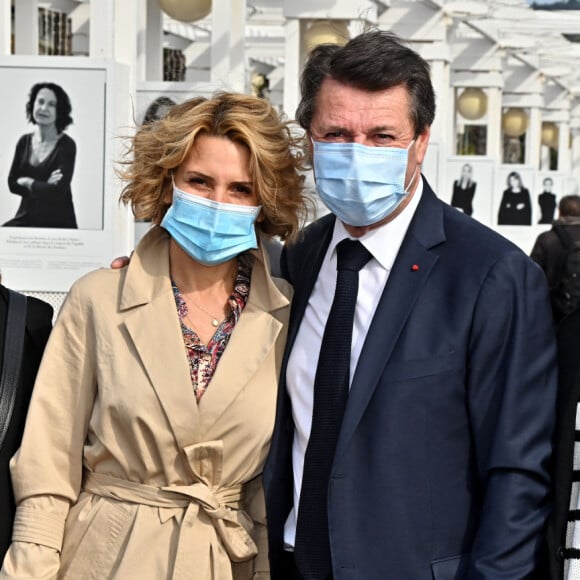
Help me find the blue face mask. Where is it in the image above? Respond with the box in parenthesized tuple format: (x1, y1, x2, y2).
(312, 139, 417, 227)
(161, 185, 262, 266)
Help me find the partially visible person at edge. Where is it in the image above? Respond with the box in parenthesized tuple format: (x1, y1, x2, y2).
(0, 92, 308, 580)
(545, 306, 580, 579)
(262, 30, 557, 579)
(531, 194, 580, 324)
(3, 82, 77, 229)
(0, 282, 53, 563)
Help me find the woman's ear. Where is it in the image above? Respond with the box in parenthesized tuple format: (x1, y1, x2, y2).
(162, 186, 173, 205)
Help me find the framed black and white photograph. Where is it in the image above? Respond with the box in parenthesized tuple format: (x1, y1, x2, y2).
(494, 165, 535, 227)
(0, 56, 132, 292)
(444, 157, 496, 227)
(493, 165, 537, 252)
(533, 172, 565, 226)
(134, 81, 218, 127)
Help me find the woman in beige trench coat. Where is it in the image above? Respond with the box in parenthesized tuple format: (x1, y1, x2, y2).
(0, 93, 308, 580)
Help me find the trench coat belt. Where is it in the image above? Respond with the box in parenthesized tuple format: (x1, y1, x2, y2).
(83, 471, 258, 578)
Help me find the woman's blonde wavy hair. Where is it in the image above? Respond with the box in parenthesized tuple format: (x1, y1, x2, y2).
(118, 92, 310, 241)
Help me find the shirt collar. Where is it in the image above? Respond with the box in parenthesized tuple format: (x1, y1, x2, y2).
(329, 177, 423, 271)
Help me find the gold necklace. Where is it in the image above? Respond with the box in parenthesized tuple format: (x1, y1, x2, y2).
(172, 261, 237, 328)
(187, 298, 224, 327)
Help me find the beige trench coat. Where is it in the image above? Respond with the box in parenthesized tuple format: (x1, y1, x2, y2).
(0, 227, 292, 580)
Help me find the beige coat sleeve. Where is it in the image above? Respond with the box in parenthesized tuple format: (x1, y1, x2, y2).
(0, 281, 97, 578)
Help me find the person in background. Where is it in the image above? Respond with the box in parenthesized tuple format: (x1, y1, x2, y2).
(497, 170, 532, 226)
(450, 162, 476, 216)
(3, 82, 77, 229)
(0, 92, 307, 580)
(0, 283, 53, 563)
(538, 176, 558, 225)
(531, 194, 580, 324)
(263, 29, 557, 579)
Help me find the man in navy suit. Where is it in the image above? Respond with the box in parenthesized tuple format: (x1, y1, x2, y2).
(263, 30, 557, 579)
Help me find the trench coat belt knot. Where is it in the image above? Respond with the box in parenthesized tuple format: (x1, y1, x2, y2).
(83, 471, 258, 579)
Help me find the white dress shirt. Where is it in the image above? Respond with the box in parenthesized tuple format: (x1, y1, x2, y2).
(283, 179, 424, 548)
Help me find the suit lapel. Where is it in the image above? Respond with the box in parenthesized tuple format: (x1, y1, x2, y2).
(336, 182, 446, 456)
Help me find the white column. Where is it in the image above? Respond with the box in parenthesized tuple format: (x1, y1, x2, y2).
(572, 128, 580, 185)
(0, 0, 11, 55)
(283, 18, 303, 122)
(210, 0, 246, 92)
(528, 106, 542, 168)
(114, 0, 139, 66)
(144, 0, 163, 82)
(89, 0, 115, 57)
(428, 58, 450, 152)
(14, 0, 38, 55)
(558, 121, 571, 174)
(487, 87, 503, 160)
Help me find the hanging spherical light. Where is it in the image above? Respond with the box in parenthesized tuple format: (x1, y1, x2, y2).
(502, 108, 529, 138)
(158, 0, 211, 23)
(541, 122, 559, 149)
(456, 88, 488, 121)
(303, 20, 350, 54)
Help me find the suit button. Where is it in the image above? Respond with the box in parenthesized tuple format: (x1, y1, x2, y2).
(557, 546, 566, 561)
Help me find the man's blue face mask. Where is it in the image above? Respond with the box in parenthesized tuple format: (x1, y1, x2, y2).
(312, 139, 417, 227)
(161, 185, 262, 266)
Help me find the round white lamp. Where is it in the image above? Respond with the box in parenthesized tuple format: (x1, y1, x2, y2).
(456, 88, 488, 121)
(158, 0, 211, 23)
(303, 20, 350, 54)
(502, 108, 528, 138)
(541, 122, 559, 149)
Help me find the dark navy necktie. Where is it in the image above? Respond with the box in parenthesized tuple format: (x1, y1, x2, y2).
(294, 239, 373, 580)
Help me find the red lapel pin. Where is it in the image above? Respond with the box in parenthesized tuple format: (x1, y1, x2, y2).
(411, 264, 420, 271)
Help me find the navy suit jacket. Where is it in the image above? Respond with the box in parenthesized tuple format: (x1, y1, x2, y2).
(263, 179, 558, 579)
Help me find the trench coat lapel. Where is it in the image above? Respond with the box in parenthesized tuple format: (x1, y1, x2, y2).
(120, 228, 292, 445)
(120, 227, 202, 448)
(335, 183, 446, 457)
(198, 248, 291, 434)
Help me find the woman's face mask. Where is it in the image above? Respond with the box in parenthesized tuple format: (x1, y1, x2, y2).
(161, 184, 262, 266)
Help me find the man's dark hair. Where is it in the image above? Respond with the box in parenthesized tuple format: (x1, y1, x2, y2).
(559, 195, 580, 218)
(296, 29, 436, 137)
(26, 82, 73, 133)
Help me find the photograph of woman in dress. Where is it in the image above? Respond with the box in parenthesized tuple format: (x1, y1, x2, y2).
(3, 82, 77, 229)
(451, 162, 477, 216)
(497, 170, 532, 226)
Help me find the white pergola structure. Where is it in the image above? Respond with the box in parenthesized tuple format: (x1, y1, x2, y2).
(3, 0, 580, 252)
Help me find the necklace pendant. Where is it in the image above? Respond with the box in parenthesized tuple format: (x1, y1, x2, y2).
(212, 319, 219, 327)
